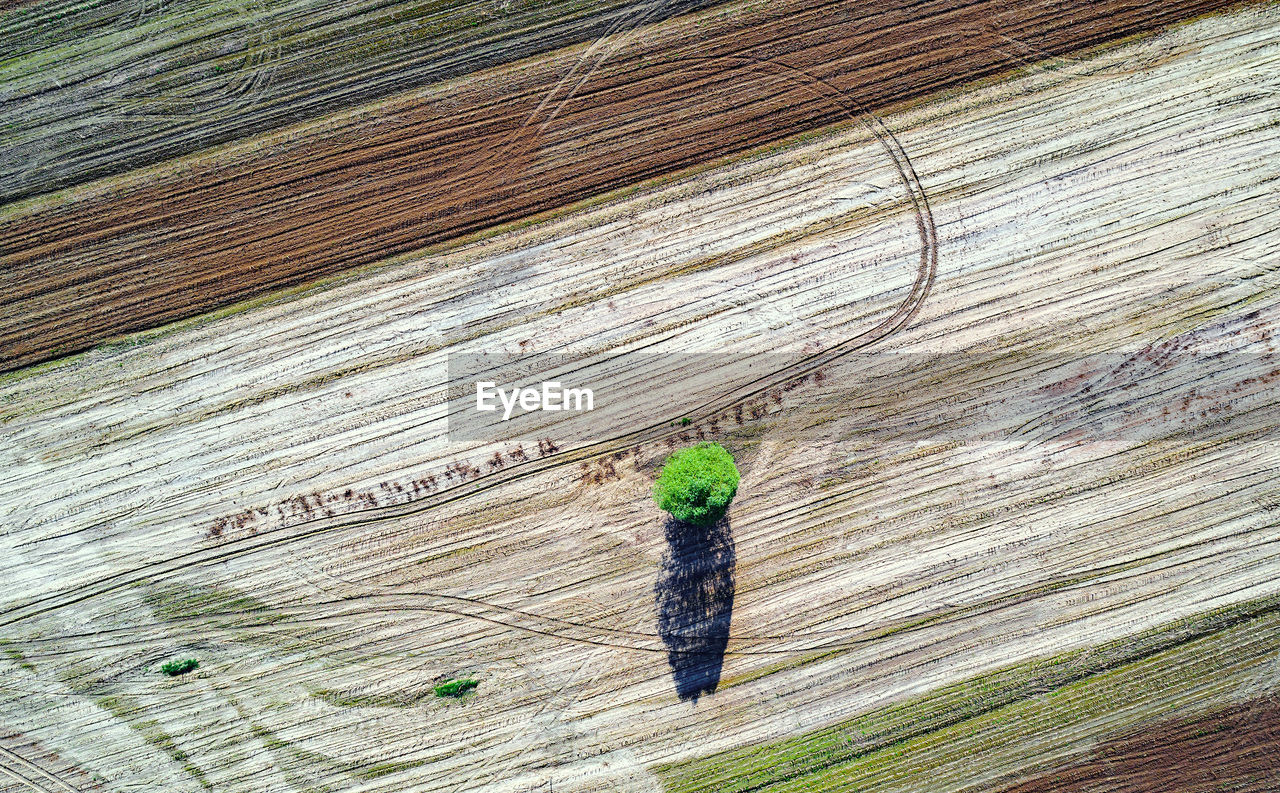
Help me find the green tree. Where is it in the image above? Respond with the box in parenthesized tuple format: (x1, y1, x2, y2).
(434, 678, 479, 697)
(159, 658, 199, 676)
(653, 442, 740, 526)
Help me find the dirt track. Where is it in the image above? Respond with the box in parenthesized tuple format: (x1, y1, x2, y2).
(0, 0, 1249, 372)
(1, 6, 1278, 788)
(997, 697, 1280, 793)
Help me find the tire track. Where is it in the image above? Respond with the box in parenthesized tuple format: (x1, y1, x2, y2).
(9, 517, 1273, 668)
(0, 78, 935, 631)
(0, 0, 1246, 371)
(0, 745, 80, 793)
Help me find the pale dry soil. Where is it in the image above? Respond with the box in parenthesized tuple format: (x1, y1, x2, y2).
(1, 6, 1279, 791)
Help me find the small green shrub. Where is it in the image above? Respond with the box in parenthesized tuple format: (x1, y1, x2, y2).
(653, 442, 740, 526)
(160, 658, 199, 677)
(434, 678, 479, 698)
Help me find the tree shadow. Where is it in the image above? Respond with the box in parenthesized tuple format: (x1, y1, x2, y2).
(654, 514, 736, 702)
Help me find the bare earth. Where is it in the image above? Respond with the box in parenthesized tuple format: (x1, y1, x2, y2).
(1, 4, 1278, 791)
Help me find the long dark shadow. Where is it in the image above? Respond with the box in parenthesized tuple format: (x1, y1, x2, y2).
(654, 514, 736, 702)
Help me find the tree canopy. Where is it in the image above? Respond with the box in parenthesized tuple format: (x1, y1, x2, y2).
(653, 442, 740, 525)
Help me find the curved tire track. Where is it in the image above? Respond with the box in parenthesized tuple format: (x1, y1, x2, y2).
(0, 74, 935, 634)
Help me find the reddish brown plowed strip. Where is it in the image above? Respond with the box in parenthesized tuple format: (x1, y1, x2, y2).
(997, 696, 1280, 793)
(0, 0, 1249, 371)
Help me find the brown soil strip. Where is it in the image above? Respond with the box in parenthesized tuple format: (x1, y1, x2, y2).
(0, 731, 101, 792)
(0, 0, 733, 202)
(0, 0, 1250, 372)
(997, 696, 1280, 793)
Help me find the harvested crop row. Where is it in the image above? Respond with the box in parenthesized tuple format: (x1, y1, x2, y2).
(2, 2, 1276, 619)
(0, 0, 1250, 371)
(995, 697, 1280, 793)
(1, 5, 1278, 789)
(0, 0, 730, 201)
